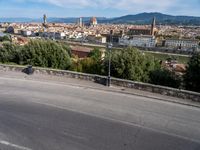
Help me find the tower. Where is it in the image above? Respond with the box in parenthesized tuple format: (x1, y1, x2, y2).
(151, 17, 156, 36)
(42, 14, 47, 32)
(43, 14, 47, 25)
(78, 17, 83, 27)
(120, 30, 124, 37)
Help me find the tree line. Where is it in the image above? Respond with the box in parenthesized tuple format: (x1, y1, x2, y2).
(0, 39, 199, 93)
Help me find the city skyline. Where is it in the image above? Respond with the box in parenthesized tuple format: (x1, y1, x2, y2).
(0, 0, 200, 18)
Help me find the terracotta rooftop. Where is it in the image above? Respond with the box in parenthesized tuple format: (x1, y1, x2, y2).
(70, 46, 92, 53)
(129, 28, 151, 30)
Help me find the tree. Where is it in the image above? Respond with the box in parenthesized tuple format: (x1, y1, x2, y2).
(0, 39, 73, 70)
(0, 42, 20, 63)
(19, 40, 71, 70)
(184, 52, 200, 92)
(149, 68, 181, 88)
(70, 48, 104, 74)
(60, 43, 72, 56)
(80, 58, 96, 73)
(0, 35, 11, 42)
(195, 36, 200, 41)
(88, 48, 102, 60)
(105, 47, 160, 82)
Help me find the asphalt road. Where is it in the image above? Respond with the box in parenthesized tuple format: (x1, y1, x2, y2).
(0, 76, 200, 150)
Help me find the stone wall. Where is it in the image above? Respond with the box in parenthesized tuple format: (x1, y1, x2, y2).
(0, 64, 107, 85)
(111, 78, 200, 102)
(0, 64, 200, 102)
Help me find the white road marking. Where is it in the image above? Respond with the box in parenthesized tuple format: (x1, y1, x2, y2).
(0, 140, 32, 150)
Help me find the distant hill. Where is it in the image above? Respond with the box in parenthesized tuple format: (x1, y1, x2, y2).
(0, 17, 107, 24)
(48, 17, 107, 23)
(1, 12, 200, 25)
(0, 18, 34, 23)
(105, 13, 200, 25)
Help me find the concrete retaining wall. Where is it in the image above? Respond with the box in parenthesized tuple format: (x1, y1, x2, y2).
(0, 64, 200, 102)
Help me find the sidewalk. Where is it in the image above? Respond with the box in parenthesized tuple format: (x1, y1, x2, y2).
(1, 70, 200, 108)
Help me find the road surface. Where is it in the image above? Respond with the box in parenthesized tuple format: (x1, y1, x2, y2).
(0, 75, 200, 150)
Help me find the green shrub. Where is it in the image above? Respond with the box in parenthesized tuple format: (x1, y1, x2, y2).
(0, 40, 71, 70)
(184, 52, 200, 92)
(104, 47, 160, 82)
(149, 68, 181, 88)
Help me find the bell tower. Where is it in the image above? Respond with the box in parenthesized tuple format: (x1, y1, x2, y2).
(42, 14, 48, 32)
(43, 14, 47, 25)
(151, 17, 156, 36)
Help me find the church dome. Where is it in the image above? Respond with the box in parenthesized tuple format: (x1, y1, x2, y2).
(90, 17, 97, 25)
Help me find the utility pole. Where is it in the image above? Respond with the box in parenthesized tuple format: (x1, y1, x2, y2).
(107, 30, 113, 87)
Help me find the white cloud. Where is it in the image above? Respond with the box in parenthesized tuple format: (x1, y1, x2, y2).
(114, 0, 177, 12)
(22, 0, 178, 10)
(11, 0, 200, 16)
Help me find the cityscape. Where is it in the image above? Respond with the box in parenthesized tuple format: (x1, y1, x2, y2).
(1, 13, 200, 75)
(1, 14, 200, 51)
(0, 0, 200, 150)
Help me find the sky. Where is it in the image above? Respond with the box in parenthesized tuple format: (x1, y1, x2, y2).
(0, 0, 200, 18)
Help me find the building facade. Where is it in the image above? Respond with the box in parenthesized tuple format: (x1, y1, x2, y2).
(87, 35, 107, 44)
(21, 30, 32, 37)
(164, 39, 199, 50)
(119, 35, 156, 47)
(128, 17, 158, 36)
(119, 17, 158, 47)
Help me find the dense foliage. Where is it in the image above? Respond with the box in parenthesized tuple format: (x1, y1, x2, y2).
(0, 40, 71, 69)
(1, 40, 200, 93)
(149, 68, 181, 88)
(70, 48, 103, 74)
(0, 42, 20, 63)
(106, 48, 160, 82)
(20, 40, 71, 69)
(0, 35, 11, 42)
(184, 52, 200, 92)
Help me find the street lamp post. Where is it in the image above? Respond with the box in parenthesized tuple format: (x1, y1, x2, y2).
(107, 43, 113, 87)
